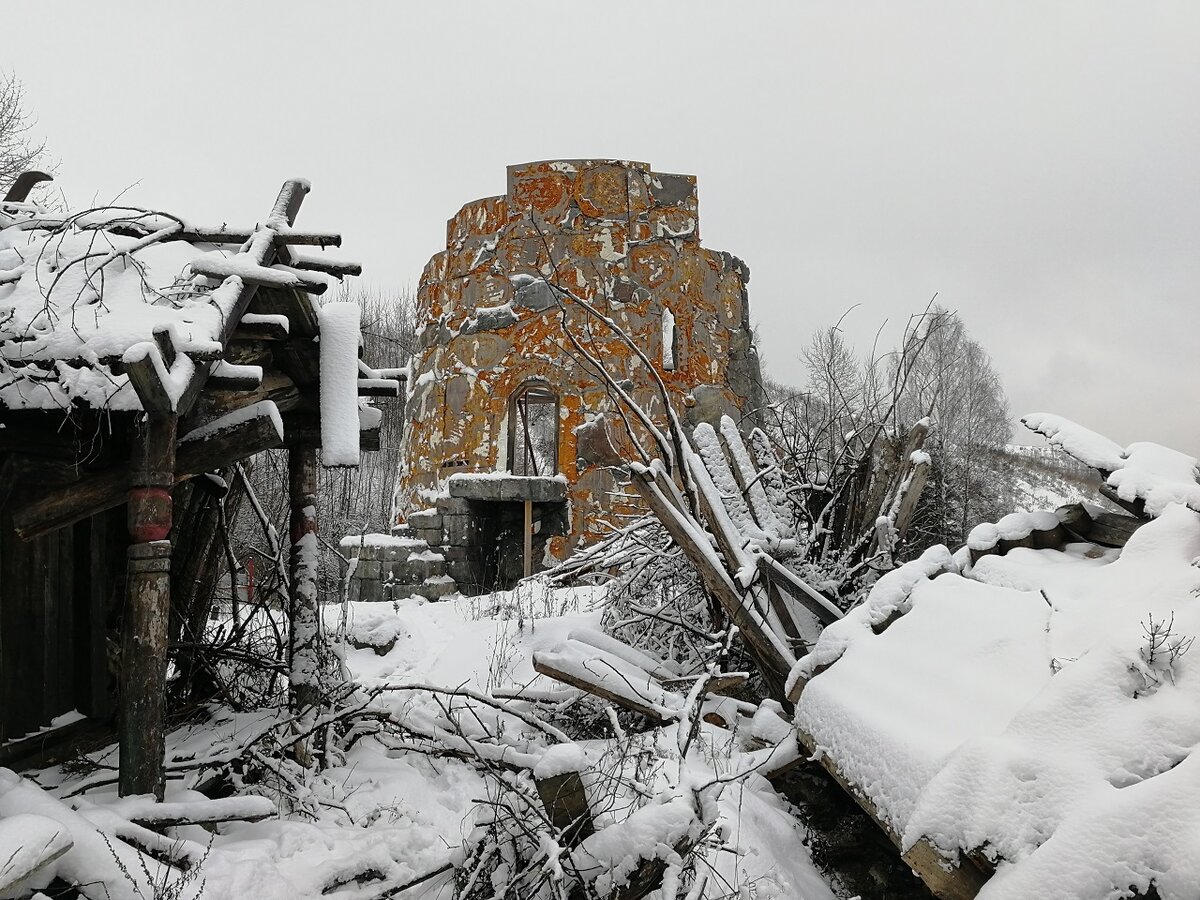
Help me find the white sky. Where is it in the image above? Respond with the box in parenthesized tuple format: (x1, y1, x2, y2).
(8, 1, 1199, 450)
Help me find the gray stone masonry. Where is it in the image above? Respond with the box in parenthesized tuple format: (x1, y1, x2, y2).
(340, 533, 458, 602)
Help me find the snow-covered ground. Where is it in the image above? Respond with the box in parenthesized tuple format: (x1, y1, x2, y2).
(10, 584, 837, 899)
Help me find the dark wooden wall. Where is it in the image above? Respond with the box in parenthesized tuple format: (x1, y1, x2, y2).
(0, 499, 122, 742)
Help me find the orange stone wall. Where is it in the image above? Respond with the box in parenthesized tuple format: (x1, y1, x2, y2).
(396, 159, 762, 565)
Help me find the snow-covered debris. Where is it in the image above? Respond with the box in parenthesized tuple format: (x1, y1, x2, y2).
(317, 302, 362, 467)
(0, 769, 200, 900)
(1022, 412, 1200, 517)
(533, 742, 587, 780)
(570, 795, 705, 897)
(966, 510, 1061, 551)
(0, 813, 72, 893)
(1108, 440, 1200, 516)
(1021, 413, 1126, 471)
(795, 501, 1200, 898)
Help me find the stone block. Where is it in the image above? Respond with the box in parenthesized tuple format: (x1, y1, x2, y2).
(419, 576, 458, 600)
(351, 577, 385, 604)
(411, 527, 443, 548)
(443, 513, 477, 546)
(436, 496, 473, 516)
(392, 554, 447, 583)
(355, 559, 381, 581)
(406, 509, 443, 530)
(445, 559, 473, 584)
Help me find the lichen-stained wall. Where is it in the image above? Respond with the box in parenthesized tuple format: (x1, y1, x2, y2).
(397, 159, 762, 566)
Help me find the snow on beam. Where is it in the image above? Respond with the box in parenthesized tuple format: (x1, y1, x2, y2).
(0, 813, 73, 894)
(189, 257, 331, 295)
(107, 794, 277, 829)
(793, 723, 990, 900)
(318, 302, 362, 467)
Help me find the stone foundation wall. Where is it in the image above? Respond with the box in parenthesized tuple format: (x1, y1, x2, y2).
(396, 158, 763, 570)
(340, 534, 456, 602)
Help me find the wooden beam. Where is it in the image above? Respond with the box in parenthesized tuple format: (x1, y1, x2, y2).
(629, 463, 792, 701)
(795, 724, 989, 899)
(1088, 512, 1144, 548)
(534, 769, 594, 848)
(3, 170, 53, 203)
(13, 405, 285, 540)
(205, 371, 303, 418)
(206, 361, 263, 392)
(357, 378, 402, 398)
(1098, 482, 1147, 519)
(532, 653, 670, 723)
(288, 254, 362, 278)
(105, 225, 342, 247)
(232, 318, 290, 342)
(124, 344, 175, 416)
(523, 499, 533, 579)
(249, 287, 321, 340)
(189, 258, 329, 295)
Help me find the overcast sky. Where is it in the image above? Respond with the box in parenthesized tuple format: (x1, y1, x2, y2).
(8, 2, 1198, 450)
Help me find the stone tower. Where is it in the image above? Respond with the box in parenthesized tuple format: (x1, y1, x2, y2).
(395, 159, 762, 590)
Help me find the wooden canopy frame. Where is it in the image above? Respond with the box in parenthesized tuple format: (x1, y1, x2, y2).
(0, 178, 401, 798)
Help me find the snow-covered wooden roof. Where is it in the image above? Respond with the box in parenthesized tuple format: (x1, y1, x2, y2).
(0, 178, 350, 413)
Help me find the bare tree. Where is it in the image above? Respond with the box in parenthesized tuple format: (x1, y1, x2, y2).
(0, 72, 49, 188)
(897, 307, 1012, 548)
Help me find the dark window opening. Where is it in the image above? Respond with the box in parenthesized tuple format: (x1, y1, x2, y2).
(508, 382, 559, 476)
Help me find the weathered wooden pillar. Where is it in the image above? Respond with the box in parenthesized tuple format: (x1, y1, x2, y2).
(119, 413, 176, 799)
(523, 499, 533, 579)
(288, 445, 322, 713)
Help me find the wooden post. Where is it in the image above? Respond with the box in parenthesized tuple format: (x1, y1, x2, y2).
(535, 768, 594, 848)
(523, 499, 533, 579)
(288, 445, 322, 714)
(119, 413, 176, 799)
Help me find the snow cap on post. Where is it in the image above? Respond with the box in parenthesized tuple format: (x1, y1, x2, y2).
(318, 302, 362, 467)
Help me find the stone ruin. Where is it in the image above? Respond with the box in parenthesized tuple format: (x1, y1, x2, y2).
(346, 158, 763, 600)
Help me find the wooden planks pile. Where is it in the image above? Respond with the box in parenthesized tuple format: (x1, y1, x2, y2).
(627, 419, 847, 703)
(533, 627, 750, 726)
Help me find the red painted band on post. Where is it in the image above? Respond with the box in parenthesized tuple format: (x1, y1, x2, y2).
(129, 487, 173, 542)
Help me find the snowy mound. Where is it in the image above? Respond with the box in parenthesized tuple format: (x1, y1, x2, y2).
(795, 503, 1200, 899)
(1023, 413, 1200, 517)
